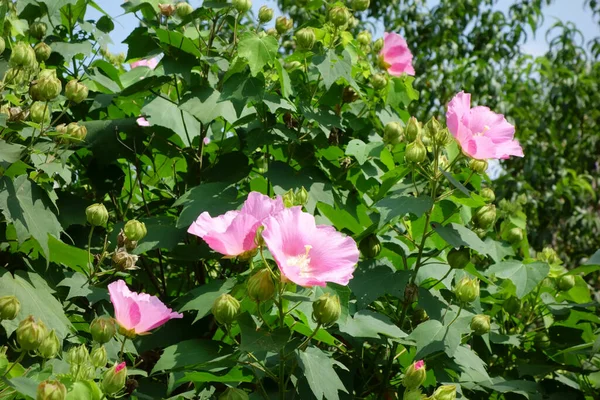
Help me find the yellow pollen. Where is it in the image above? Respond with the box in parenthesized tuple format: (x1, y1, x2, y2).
(477, 125, 491, 136)
(287, 245, 313, 277)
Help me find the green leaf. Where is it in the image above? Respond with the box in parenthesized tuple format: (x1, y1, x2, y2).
(239, 314, 289, 354)
(178, 367, 253, 385)
(177, 279, 236, 322)
(179, 87, 237, 125)
(237, 32, 279, 76)
(297, 346, 348, 400)
(345, 139, 383, 165)
(48, 235, 89, 274)
(453, 345, 491, 383)
(377, 195, 433, 225)
(132, 217, 186, 254)
(0, 270, 73, 340)
(142, 96, 201, 146)
(407, 308, 472, 359)
(432, 222, 491, 257)
(174, 182, 240, 229)
(156, 28, 202, 57)
(51, 42, 93, 63)
(386, 76, 419, 108)
(0, 175, 62, 258)
(338, 310, 407, 339)
(152, 339, 229, 374)
(485, 261, 550, 298)
(314, 49, 358, 90)
(584, 249, 600, 265)
(0, 139, 25, 166)
(441, 169, 471, 196)
(6, 376, 38, 398)
(57, 272, 108, 303)
(349, 260, 410, 309)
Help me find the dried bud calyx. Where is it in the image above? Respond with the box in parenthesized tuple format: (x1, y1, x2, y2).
(212, 294, 241, 325)
(383, 121, 404, 145)
(65, 80, 89, 103)
(258, 6, 274, 23)
(38, 329, 61, 359)
(16, 315, 47, 351)
(124, 219, 147, 242)
(0, 295, 20, 320)
(112, 249, 139, 271)
(359, 234, 381, 259)
(247, 268, 275, 302)
(296, 27, 316, 50)
(102, 362, 127, 395)
(312, 293, 341, 326)
(86, 203, 108, 227)
(454, 277, 480, 303)
(36, 380, 66, 400)
(158, 3, 176, 16)
(402, 360, 426, 389)
(90, 316, 116, 344)
(470, 314, 491, 335)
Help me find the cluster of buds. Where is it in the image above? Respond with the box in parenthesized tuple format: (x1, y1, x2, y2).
(454, 276, 480, 303)
(357, 30, 372, 51)
(282, 187, 309, 208)
(246, 268, 275, 302)
(100, 47, 126, 66)
(102, 362, 128, 395)
(56, 122, 87, 144)
(423, 116, 451, 147)
(212, 293, 241, 325)
(30, 69, 62, 101)
(359, 234, 381, 259)
(113, 220, 146, 271)
(67, 344, 95, 381)
(34, 42, 52, 62)
(536, 246, 560, 265)
(312, 293, 341, 326)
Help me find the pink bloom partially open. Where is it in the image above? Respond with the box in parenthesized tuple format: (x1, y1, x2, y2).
(262, 207, 359, 287)
(130, 57, 159, 70)
(188, 192, 284, 257)
(446, 91, 523, 160)
(115, 362, 126, 373)
(136, 117, 150, 127)
(414, 360, 425, 370)
(379, 33, 415, 76)
(108, 280, 182, 334)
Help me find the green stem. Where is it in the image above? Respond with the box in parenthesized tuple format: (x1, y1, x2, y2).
(86, 225, 95, 281)
(446, 306, 463, 327)
(298, 323, 322, 352)
(119, 336, 128, 361)
(278, 283, 286, 400)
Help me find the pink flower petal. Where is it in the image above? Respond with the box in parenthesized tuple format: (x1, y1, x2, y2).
(380, 32, 415, 76)
(136, 117, 150, 127)
(130, 57, 159, 70)
(415, 360, 425, 370)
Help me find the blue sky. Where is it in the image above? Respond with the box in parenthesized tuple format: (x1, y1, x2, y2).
(90, 0, 599, 57)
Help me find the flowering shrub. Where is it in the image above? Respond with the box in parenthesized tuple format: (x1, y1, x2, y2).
(0, 1, 599, 400)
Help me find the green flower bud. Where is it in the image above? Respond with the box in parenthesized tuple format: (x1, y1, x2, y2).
(0, 295, 20, 320)
(258, 6, 274, 23)
(342, 86, 358, 103)
(534, 331, 550, 349)
(30, 102, 51, 124)
(275, 17, 293, 34)
(102, 362, 127, 395)
(65, 122, 87, 143)
(91, 345, 108, 368)
(412, 308, 428, 324)
(36, 380, 66, 400)
(454, 277, 479, 303)
(537, 247, 560, 265)
(266, 28, 279, 38)
(16, 315, 47, 351)
(557, 274, 575, 292)
(435, 128, 451, 146)
(232, 0, 252, 13)
(383, 121, 404, 145)
(402, 360, 426, 389)
(247, 268, 275, 302)
(424, 116, 441, 140)
(480, 187, 495, 202)
(283, 60, 301, 70)
(506, 227, 524, 243)
(212, 294, 240, 325)
(38, 330, 61, 359)
(112, 249, 139, 271)
(0, 352, 8, 375)
(296, 186, 309, 205)
(0, 38, 5, 55)
(34, 42, 52, 62)
(468, 159, 488, 174)
(431, 384, 457, 400)
(29, 21, 48, 40)
(30, 71, 62, 101)
(359, 234, 381, 259)
(158, 3, 176, 17)
(176, 2, 193, 18)
(447, 247, 470, 269)
(403, 389, 424, 400)
(312, 293, 341, 326)
(67, 345, 90, 366)
(405, 139, 427, 163)
(357, 30, 372, 46)
(473, 204, 496, 230)
(86, 203, 109, 227)
(90, 316, 116, 344)
(65, 79, 89, 104)
(10, 42, 36, 68)
(371, 73, 388, 90)
(283, 189, 295, 208)
(470, 314, 490, 336)
(328, 6, 350, 27)
(352, 0, 370, 11)
(124, 220, 147, 241)
(4, 68, 27, 85)
(296, 27, 316, 50)
(503, 296, 521, 314)
(373, 37, 384, 52)
(219, 387, 249, 400)
(405, 117, 421, 142)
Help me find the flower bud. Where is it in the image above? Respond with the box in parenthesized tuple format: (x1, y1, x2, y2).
(31, 71, 62, 101)
(30, 102, 51, 125)
(405, 139, 427, 163)
(468, 159, 488, 174)
(86, 203, 108, 227)
(158, 3, 176, 17)
(352, 0, 370, 11)
(0, 352, 8, 375)
(10, 42, 36, 68)
(16, 315, 47, 351)
(537, 247, 559, 265)
(38, 330, 61, 359)
(431, 384, 457, 400)
(435, 128, 451, 146)
(212, 294, 240, 325)
(470, 314, 490, 336)
(219, 387, 249, 400)
(266, 28, 279, 37)
(91, 345, 108, 368)
(102, 362, 127, 395)
(404, 117, 420, 142)
(65, 79, 89, 104)
(503, 296, 521, 314)
(0, 295, 20, 320)
(112, 249, 139, 271)
(371, 73, 387, 90)
(312, 293, 341, 326)
(403, 389, 424, 400)
(557, 274, 575, 292)
(0, 38, 5, 54)
(412, 308, 428, 324)
(37, 380, 66, 400)
(506, 227, 524, 243)
(176, 2, 193, 18)
(232, 0, 252, 13)
(34, 42, 52, 62)
(90, 316, 116, 344)
(328, 6, 350, 27)
(473, 204, 496, 230)
(402, 360, 426, 389)
(275, 17, 293, 34)
(29, 21, 48, 39)
(359, 234, 381, 259)
(68, 345, 90, 366)
(123, 220, 147, 242)
(258, 6, 274, 23)
(454, 277, 479, 303)
(296, 27, 316, 50)
(480, 187, 495, 202)
(447, 247, 470, 269)
(247, 268, 275, 302)
(424, 116, 441, 140)
(373, 37, 384, 52)
(357, 30, 372, 46)
(342, 86, 358, 103)
(383, 121, 404, 145)
(4, 68, 27, 85)
(283, 189, 296, 208)
(296, 187, 309, 206)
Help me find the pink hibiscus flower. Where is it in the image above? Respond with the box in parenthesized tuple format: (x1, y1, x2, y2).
(108, 280, 183, 335)
(136, 117, 150, 127)
(130, 57, 159, 70)
(446, 91, 524, 160)
(188, 192, 284, 257)
(379, 32, 415, 76)
(262, 207, 359, 287)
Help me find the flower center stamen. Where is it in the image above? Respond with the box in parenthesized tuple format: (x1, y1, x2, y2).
(287, 245, 313, 277)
